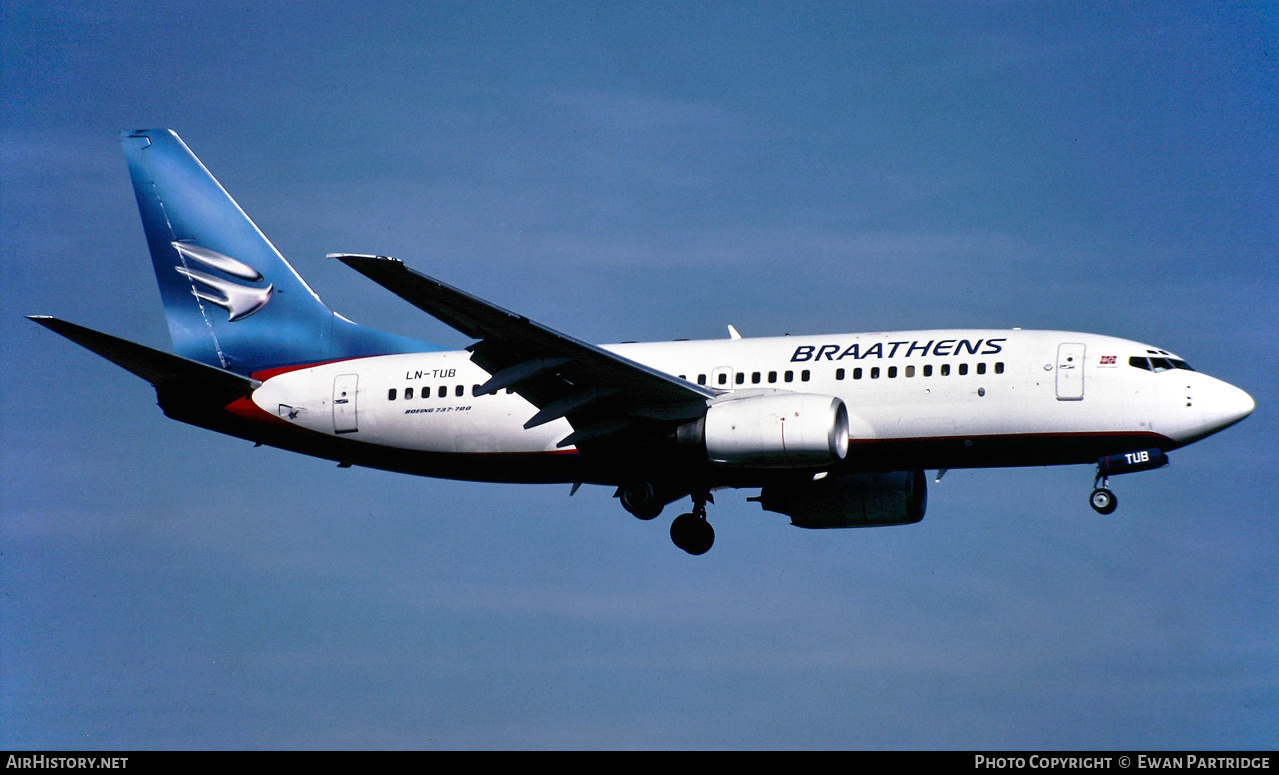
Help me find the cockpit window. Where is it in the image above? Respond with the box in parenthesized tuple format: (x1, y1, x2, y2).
(1130, 356, 1194, 372)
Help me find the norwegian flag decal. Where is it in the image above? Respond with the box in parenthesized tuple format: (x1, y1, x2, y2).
(1100, 355, 1117, 365)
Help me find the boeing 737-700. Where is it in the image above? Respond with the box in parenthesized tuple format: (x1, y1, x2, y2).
(30, 130, 1256, 554)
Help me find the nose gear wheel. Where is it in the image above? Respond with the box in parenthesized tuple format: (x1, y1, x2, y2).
(1089, 473, 1118, 515)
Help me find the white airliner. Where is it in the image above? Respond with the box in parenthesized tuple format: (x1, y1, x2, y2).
(31, 130, 1255, 554)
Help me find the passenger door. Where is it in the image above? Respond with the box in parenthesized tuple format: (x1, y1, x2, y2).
(333, 373, 359, 433)
(1055, 343, 1085, 401)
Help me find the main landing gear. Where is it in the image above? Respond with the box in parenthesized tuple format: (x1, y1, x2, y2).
(617, 481, 716, 554)
(669, 493, 715, 555)
(1090, 474, 1118, 515)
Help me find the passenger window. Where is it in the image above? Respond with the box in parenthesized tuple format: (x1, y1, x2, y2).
(923, 364, 933, 377)
(977, 363, 986, 375)
(801, 370, 810, 381)
(717, 373, 728, 385)
(871, 367, 880, 379)
(438, 385, 447, 398)
(905, 365, 915, 377)
(959, 363, 969, 376)
(455, 385, 464, 397)
(388, 389, 397, 401)
(768, 371, 777, 383)
(854, 368, 863, 380)
(405, 387, 414, 399)
(887, 366, 897, 378)
(784, 371, 794, 383)
(836, 368, 845, 380)
(697, 374, 707, 385)
(994, 362, 1004, 374)
(752, 371, 761, 384)
(735, 372, 745, 385)
(940, 364, 951, 376)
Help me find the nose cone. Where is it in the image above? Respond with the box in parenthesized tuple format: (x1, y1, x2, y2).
(1202, 379, 1255, 434)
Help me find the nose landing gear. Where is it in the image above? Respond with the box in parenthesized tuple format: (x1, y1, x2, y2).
(1089, 462, 1119, 514)
(1088, 447, 1170, 514)
(670, 492, 715, 555)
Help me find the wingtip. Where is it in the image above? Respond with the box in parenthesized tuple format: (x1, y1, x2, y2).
(120, 128, 179, 142)
(327, 253, 401, 264)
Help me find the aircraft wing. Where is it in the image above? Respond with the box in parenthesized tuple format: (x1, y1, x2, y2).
(332, 254, 716, 448)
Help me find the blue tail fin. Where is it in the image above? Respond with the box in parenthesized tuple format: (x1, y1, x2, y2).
(121, 129, 435, 375)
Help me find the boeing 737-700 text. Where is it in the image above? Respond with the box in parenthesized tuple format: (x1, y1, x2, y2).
(30, 130, 1255, 554)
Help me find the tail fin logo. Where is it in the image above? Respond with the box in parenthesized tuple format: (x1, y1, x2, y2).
(171, 242, 274, 322)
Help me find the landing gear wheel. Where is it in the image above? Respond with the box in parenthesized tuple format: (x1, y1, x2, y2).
(670, 512, 715, 555)
(1090, 488, 1118, 515)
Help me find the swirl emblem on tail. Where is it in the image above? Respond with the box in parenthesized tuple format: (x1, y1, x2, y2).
(171, 242, 273, 321)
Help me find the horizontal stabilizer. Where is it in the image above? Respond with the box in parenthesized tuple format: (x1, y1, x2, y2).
(29, 316, 259, 400)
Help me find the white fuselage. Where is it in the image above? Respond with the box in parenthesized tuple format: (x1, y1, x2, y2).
(244, 328, 1253, 484)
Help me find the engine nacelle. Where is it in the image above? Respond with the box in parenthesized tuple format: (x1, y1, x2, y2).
(694, 393, 850, 468)
(754, 470, 927, 528)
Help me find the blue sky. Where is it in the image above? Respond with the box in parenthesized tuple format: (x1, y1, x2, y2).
(2, 1, 1276, 749)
